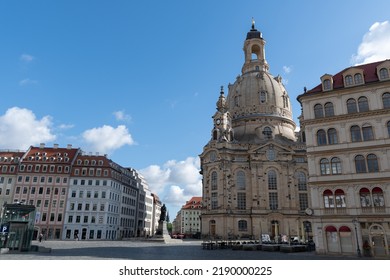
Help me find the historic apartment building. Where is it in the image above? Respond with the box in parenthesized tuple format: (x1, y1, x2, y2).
(181, 196, 202, 235)
(200, 22, 390, 257)
(297, 59, 390, 257)
(0, 144, 159, 240)
(200, 22, 310, 243)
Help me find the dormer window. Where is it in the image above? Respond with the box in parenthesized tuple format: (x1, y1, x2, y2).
(354, 73, 363, 84)
(323, 79, 331, 90)
(345, 75, 353, 86)
(379, 68, 389, 80)
(263, 127, 273, 139)
(260, 91, 267, 103)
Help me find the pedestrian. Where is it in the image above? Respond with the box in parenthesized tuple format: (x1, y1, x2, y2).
(38, 233, 43, 242)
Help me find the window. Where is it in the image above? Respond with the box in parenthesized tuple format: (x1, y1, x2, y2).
(382, 92, 390, 109)
(327, 128, 338, 144)
(236, 171, 246, 190)
(360, 188, 371, 207)
(323, 190, 334, 208)
(314, 104, 324, 118)
(237, 193, 246, 209)
(263, 127, 272, 139)
(372, 187, 385, 207)
(354, 73, 363, 84)
(331, 157, 342, 174)
(320, 158, 330, 175)
(355, 155, 367, 173)
(347, 98, 357, 113)
(317, 129, 327, 145)
(379, 68, 389, 80)
(238, 220, 247, 231)
(324, 102, 334, 117)
(358, 96, 369, 112)
(296, 172, 307, 191)
(350, 125, 362, 142)
(299, 193, 308, 210)
(335, 189, 346, 208)
(269, 193, 278, 210)
(268, 170, 277, 190)
(362, 125, 374, 141)
(260, 91, 266, 103)
(345, 75, 353, 86)
(211, 171, 217, 190)
(323, 79, 331, 90)
(367, 154, 379, 172)
(211, 192, 218, 209)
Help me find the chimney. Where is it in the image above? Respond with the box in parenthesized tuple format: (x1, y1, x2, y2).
(39, 143, 45, 149)
(53, 144, 59, 149)
(67, 144, 72, 149)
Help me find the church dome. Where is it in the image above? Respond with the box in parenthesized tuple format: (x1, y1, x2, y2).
(225, 23, 296, 142)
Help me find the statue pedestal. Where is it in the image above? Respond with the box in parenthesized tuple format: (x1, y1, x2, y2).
(150, 221, 182, 244)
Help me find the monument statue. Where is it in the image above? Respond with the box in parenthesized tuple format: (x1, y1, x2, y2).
(159, 204, 167, 222)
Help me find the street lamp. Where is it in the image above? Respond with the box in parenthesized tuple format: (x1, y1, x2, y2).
(352, 218, 361, 257)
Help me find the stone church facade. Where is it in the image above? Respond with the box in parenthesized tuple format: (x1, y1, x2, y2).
(200, 22, 311, 244)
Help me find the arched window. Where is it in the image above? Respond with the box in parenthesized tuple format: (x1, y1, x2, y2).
(236, 170, 246, 190)
(367, 154, 379, 172)
(382, 92, 390, 109)
(320, 158, 330, 175)
(263, 127, 272, 139)
(324, 102, 334, 117)
(260, 91, 267, 103)
(355, 155, 367, 173)
(211, 171, 218, 190)
(372, 187, 385, 207)
(358, 96, 369, 112)
(347, 98, 357, 113)
(323, 79, 331, 90)
(296, 172, 307, 191)
(213, 130, 218, 140)
(323, 190, 334, 208)
(359, 188, 371, 207)
(327, 128, 338, 144)
(268, 170, 277, 190)
(331, 157, 342, 174)
(350, 125, 362, 142)
(238, 220, 247, 231)
(314, 104, 324, 118)
(379, 68, 389, 80)
(362, 124, 374, 141)
(354, 73, 363, 84)
(317, 129, 327, 145)
(345, 75, 353, 86)
(334, 189, 346, 208)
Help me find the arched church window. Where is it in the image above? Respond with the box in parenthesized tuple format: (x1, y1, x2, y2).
(268, 170, 277, 190)
(213, 129, 218, 141)
(320, 158, 330, 175)
(334, 189, 346, 208)
(236, 171, 246, 190)
(211, 171, 218, 190)
(354, 73, 363, 84)
(358, 96, 369, 112)
(263, 127, 272, 139)
(359, 188, 371, 208)
(324, 102, 334, 117)
(323, 189, 334, 208)
(296, 172, 307, 191)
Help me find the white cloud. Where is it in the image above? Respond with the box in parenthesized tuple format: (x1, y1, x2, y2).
(19, 78, 38, 86)
(58, 124, 75, 130)
(352, 21, 390, 65)
(20, 54, 35, 62)
(82, 125, 134, 154)
(113, 110, 132, 122)
(140, 156, 202, 215)
(283, 65, 292, 74)
(0, 107, 56, 150)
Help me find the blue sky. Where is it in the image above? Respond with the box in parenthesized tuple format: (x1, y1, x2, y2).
(1, 0, 390, 217)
